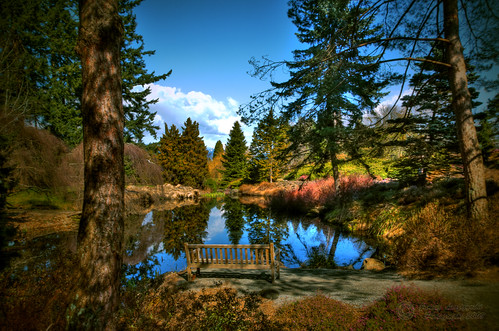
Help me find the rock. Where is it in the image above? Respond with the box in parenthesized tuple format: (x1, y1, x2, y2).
(361, 258, 385, 271)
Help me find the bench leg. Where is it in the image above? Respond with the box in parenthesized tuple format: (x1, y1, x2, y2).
(271, 264, 275, 283)
(187, 267, 192, 282)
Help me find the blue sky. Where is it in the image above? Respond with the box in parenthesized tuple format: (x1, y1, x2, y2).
(134, 0, 497, 148)
(134, 0, 300, 147)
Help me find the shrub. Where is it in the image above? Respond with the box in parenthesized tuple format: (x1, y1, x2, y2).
(9, 127, 69, 190)
(119, 276, 272, 330)
(0, 252, 78, 330)
(269, 175, 374, 215)
(393, 202, 499, 276)
(124, 143, 163, 186)
(274, 294, 359, 330)
(357, 285, 468, 330)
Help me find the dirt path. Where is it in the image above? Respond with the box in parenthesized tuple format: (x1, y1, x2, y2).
(178, 268, 499, 327)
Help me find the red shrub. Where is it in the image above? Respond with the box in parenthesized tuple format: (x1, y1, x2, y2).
(270, 175, 373, 214)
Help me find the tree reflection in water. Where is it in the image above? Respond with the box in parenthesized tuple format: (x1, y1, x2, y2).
(222, 197, 245, 245)
(123, 200, 213, 280)
(123, 198, 375, 279)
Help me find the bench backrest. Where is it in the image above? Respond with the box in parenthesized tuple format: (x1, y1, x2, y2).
(184, 243, 276, 269)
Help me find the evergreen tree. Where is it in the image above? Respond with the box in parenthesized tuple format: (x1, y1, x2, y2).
(0, 0, 169, 147)
(476, 93, 499, 166)
(207, 140, 225, 187)
(120, 0, 171, 143)
(213, 140, 224, 158)
(158, 119, 208, 188)
(0, 0, 81, 145)
(178, 118, 208, 188)
(242, 0, 388, 189)
(221, 121, 248, 187)
(249, 108, 289, 183)
(157, 123, 182, 184)
(388, 48, 480, 184)
(368, 0, 493, 219)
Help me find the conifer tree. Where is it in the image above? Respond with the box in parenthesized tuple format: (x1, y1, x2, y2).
(72, 0, 123, 327)
(0, 0, 168, 146)
(249, 108, 289, 183)
(178, 118, 208, 188)
(388, 47, 479, 184)
(120, 0, 171, 143)
(158, 119, 208, 188)
(213, 140, 224, 158)
(158, 123, 182, 184)
(208, 140, 225, 184)
(476, 94, 499, 166)
(242, 0, 388, 189)
(221, 121, 248, 187)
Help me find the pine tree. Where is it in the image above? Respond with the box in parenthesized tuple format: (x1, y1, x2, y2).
(243, 0, 388, 189)
(388, 47, 470, 184)
(213, 140, 224, 158)
(221, 121, 248, 187)
(178, 118, 208, 188)
(158, 119, 209, 188)
(476, 93, 499, 166)
(120, 0, 171, 143)
(157, 123, 182, 184)
(249, 108, 289, 183)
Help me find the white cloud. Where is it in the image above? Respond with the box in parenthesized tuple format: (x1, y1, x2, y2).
(374, 88, 413, 116)
(142, 84, 253, 148)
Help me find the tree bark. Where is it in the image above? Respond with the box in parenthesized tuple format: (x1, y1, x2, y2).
(443, 0, 488, 221)
(72, 0, 124, 329)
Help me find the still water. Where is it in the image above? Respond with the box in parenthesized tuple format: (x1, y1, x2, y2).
(123, 198, 374, 277)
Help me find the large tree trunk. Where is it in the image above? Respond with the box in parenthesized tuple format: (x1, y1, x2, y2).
(444, 0, 488, 221)
(72, 0, 124, 329)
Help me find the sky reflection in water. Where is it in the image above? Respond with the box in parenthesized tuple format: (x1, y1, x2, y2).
(124, 199, 374, 276)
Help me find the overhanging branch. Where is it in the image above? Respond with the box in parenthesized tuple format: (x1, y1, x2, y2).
(378, 57, 451, 67)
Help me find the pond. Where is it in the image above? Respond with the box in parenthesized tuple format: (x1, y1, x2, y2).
(3, 198, 377, 279)
(123, 198, 375, 279)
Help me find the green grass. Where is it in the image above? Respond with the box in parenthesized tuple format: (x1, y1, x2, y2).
(6, 189, 75, 210)
(284, 156, 392, 180)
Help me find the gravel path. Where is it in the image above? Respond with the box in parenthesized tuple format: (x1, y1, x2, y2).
(177, 268, 499, 327)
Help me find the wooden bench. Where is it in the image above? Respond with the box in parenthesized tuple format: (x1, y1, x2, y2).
(184, 243, 280, 283)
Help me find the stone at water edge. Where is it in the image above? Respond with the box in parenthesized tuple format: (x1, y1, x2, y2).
(361, 258, 385, 271)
